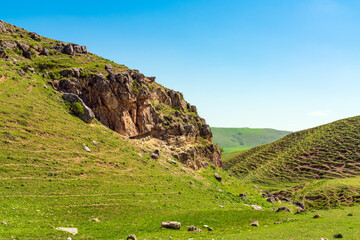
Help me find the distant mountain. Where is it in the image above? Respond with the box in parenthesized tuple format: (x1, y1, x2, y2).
(211, 127, 291, 153)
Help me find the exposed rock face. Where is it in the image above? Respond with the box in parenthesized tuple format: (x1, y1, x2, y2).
(55, 67, 221, 169)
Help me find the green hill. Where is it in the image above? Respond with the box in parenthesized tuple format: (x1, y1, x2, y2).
(1, 21, 360, 239)
(211, 127, 291, 153)
(224, 116, 360, 209)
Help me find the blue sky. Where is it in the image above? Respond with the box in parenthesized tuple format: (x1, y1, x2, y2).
(3, 0, 360, 131)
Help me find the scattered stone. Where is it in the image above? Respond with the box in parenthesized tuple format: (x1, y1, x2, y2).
(0, 48, 6, 58)
(253, 185, 259, 189)
(105, 64, 113, 72)
(162, 221, 181, 229)
(1, 221, 7, 225)
(29, 32, 40, 40)
(320, 238, 328, 240)
(28, 67, 35, 73)
(16, 42, 32, 59)
(208, 227, 213, 231)
(251, 205, 263, 211)
(83, 144, 91, 152)
(214, 173, 222, 182)
(270, 208, 276, 211)
(201, 161, 209, 168)
(347, 213, 353, 216)
(127, 234, 137, 240)
(43, 85, 48, 89)
(67, 237, 72, 240)
(274, 222, 281, 224)
(276, 206, 292, 212)
(313, 214, 320, 218)
(0, 21, 6, 33)
(333, 233, 343, 238)
(267, 196, 276, 203)
(63, 44, 74, 55)
(60, 68, 83, 78)
(218, 189, 222, 192)
(18, 69, 25, 76)
(219, 205, 224, 208)
(239, 193, 248, 201)
(88, 218, 100, 222)
(151, 149, 159, 159)
(188, 225, 201, 232)
(62, 93, 95, 123)
(295, 208, 306, 214)
(147, 76, 156, 82)
(92, 140, 99, 146)
(295, 201, 305, 209)
(41, 47, 50, 56)
(56, 227, 78, 235)
(251, 220, 259, 227)
(203, 225, 209, 228)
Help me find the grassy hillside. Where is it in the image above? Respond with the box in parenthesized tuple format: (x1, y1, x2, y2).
(212, 127, 291, 153)
(1, 21, 360, 239)
(224, 116, 360, 209)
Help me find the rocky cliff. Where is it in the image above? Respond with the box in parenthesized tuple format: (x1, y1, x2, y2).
(0, 20, 221, 169)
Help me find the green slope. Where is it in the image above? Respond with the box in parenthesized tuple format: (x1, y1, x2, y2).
(211, 127, 291, 153)
(1, 21, 360, 239)
(224, 116, 360, 209)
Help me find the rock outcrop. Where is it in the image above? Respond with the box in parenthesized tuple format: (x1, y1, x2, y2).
(54, 66, 221, 169)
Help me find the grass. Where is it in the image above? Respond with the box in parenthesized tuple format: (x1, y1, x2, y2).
(1, 21, 360, 239)
(212, 127, 291, 153)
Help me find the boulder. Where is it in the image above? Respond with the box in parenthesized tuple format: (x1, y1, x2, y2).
(283, 197, 292, 203)
(16, 42, 32, 59)
(105, 64, 113, 72)
(63, 44, 74, 55)
(187, 226, 201, 232)
(214, 173, 222, 182)
(83, 144, 91, 152)
(151, 150, 159, 159)
(161, 221, 181, 229)
(147, 76, 156, 82)
(127, 234, 137, 240)
(62, 93, 95, 123)
(251, 205, 263, 211)
(251, 220, 259, 227)
(0, 48, 6, 58)
(239, 193, 248, 201)
(295, 208, 306, 214)
(0, 21, 6, 33)
(276, 206, 292, 212)
(60, 68, 83, 78)
(29, 32, 40, 40)
(295, 201, 305, 209)
(267, 196, 276, 203)
(41, 47, 50, 56)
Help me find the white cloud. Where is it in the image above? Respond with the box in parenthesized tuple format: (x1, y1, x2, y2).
(309, 110, 332, 116)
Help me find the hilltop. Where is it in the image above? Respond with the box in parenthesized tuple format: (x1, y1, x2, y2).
(212, 127, 291, 154)
(224, 116, 360, 208)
